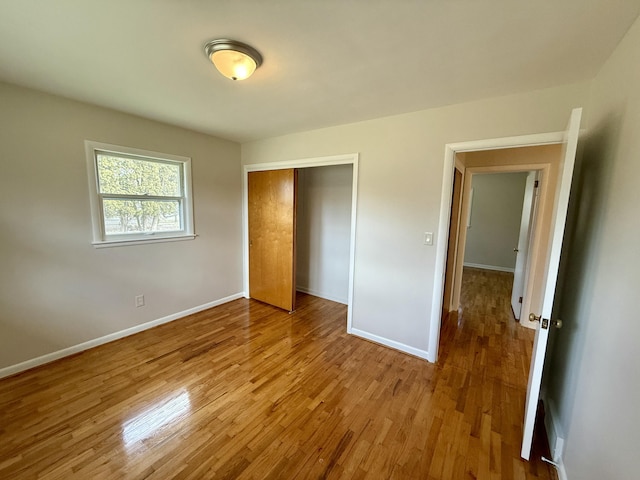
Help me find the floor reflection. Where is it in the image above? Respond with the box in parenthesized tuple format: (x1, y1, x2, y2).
(122, 389, 191, 448)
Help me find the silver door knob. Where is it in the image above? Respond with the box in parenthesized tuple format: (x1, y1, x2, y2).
(529, 313, 541, 322)
(551, 319, 563, 329)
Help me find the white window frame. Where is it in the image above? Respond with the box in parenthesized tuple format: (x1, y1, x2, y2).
(85, 140, 195, 248)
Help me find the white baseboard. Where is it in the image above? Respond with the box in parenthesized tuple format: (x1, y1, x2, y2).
(0, 293, 244, 380)
(349, 328, 429, 360)
(543, 395, 568, 480)
(296, 286, 347, 305)
(463, 262, 515, 273)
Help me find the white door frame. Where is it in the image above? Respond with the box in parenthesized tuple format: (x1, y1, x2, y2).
(243, 153, 359, 330)
(428, 133, 564, 363)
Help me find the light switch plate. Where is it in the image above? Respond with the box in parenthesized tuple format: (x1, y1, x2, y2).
(424, 232, 434, 246)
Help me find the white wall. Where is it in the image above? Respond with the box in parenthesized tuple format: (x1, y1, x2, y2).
(545, 15, 640, 480)
(242, 82, 590, 357)
(0, 82, 243, 371)
(464, 172, 528, 271)
(296, 165, 352, 304)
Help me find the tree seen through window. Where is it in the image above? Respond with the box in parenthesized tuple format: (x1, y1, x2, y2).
(96, 154, 183, 234)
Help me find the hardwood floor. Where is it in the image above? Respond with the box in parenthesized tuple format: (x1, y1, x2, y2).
(0, 268, 556, 479)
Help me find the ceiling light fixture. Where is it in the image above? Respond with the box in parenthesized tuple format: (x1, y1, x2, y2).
(204, 39, 263, 81)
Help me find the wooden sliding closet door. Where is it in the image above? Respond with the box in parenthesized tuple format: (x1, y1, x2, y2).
(248, 169, 297, 312)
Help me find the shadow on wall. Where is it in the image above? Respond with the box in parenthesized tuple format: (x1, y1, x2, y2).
(544, 109, 624, 439)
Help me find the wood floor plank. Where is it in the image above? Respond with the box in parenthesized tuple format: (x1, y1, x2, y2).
(0, 268, 556, 479)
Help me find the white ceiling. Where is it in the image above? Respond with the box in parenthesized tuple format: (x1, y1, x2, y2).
(0, 1, 639, 143)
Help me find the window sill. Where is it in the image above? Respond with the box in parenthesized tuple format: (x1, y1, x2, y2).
(92, 234, 197, 248)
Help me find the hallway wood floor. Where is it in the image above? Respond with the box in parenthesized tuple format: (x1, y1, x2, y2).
(0, 268, 555, 479)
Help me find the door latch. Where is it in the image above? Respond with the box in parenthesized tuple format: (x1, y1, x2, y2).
(529, 313, 549, 329)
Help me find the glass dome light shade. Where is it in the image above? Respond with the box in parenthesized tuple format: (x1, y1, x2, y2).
(210, 50, 256, 81)
(204, 39, 263, 81)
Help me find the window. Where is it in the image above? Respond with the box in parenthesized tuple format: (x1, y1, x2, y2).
(85, 141, 195, 247)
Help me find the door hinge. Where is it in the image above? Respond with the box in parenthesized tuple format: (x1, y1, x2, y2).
(519, 296, 523, 303)
(534, 180, 539, 188)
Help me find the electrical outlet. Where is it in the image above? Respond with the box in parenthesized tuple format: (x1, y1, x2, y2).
(135, 294, 145, 307)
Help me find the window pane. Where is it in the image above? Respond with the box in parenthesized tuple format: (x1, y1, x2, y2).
(103, 199, 181, 235)
(97, 154, 182, 196)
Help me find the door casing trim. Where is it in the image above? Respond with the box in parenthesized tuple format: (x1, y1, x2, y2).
(243, 153, 359, 331)
(430, 132, 564, 363)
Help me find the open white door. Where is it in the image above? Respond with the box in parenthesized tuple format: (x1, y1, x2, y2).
(521, 108, 582, 459)
(511, 171, 539, 320)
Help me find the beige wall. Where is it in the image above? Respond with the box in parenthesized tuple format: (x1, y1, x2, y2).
(463, 144, 562, 169)
(464, 172, 528, 270)
(242, 82, 590, 355)
(0, 82, 243, 370)
(546, 15, 640, 480)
